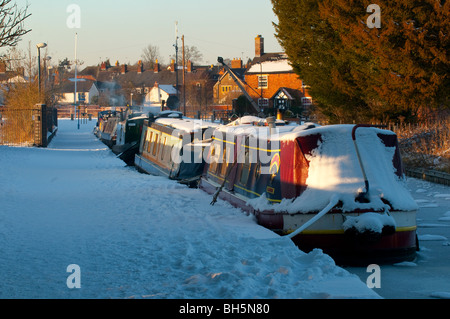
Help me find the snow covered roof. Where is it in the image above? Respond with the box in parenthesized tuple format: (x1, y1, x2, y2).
(246, 53, 293, 74)
(155, 118, 218, 133)
(247, 125, 418, 214)
(156, 84, 178, 95)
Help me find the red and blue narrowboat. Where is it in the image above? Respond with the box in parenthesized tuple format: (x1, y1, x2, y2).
(200, 116, 418, 265)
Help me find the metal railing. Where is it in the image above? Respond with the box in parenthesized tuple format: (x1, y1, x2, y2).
(0, 104, 58, 147)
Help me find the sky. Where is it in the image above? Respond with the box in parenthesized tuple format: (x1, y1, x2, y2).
(11, 0, 282, 69)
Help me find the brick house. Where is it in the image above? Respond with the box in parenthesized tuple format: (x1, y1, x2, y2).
(213, 58, 246, 105)
(214, 35, 313, 115)
(244, 35, 312, 113)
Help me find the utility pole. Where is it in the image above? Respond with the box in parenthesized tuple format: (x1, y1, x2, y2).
(74, 33, 80, 130)
(182, 35, 186, 116)
(174, 22, 179, 110)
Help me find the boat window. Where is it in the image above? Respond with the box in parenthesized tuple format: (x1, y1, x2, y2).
(255, 162, 261, 180)
(209, 142, 220, 173)
(160, 137, 167, 160)
(220, 147, 228, 177)
(152, 133, 160, 156)
(239, 147, 251, 185)
(147, 131, 154, 153)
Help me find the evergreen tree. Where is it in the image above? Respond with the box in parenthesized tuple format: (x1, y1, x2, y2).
(272, 0, 449, 123)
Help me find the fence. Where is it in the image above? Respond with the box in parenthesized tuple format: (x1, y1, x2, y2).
(0, 104, 58, 147)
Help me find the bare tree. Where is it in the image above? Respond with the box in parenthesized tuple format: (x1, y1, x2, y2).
(141, 44, 162, 69)
(171, 45, 203, 65)
(0, 0, 31, 48)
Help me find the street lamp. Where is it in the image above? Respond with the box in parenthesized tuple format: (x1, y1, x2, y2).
(37, 43, 47, 96)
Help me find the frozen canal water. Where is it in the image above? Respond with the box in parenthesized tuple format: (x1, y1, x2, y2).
(347, 177, 450, 299)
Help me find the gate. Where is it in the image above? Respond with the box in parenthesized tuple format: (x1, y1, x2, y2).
(0, 104, 57, 147)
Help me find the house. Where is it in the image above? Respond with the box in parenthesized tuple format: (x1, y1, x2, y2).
(144, 82, 179, 109)
(213, 58, 247, 105)
(57, 80, 99, 105)
(244, 35, 312, 113)
(215, 36, 313, 115)
(79, 58, 218, 115)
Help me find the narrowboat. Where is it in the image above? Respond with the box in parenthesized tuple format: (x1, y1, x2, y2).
(112, 113, 148, 166)
(99, 112, 122, 148)
(135, 115, 218, 186)
(200, 116, 418, 265)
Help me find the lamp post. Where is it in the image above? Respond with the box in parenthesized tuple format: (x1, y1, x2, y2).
(36, 43, 47, 96)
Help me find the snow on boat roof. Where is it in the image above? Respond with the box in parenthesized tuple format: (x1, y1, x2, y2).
(247, 124, 418, 214)
(155, 118, 219, 133)
(217, 116, 320, 139)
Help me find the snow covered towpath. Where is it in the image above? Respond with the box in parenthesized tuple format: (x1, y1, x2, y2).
(0, 120, 379, 299)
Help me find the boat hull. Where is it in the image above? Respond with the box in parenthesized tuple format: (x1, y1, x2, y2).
(200, 178, 417, 265)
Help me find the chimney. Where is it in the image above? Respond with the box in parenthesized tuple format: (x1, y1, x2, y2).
(121, 64, 127, 74)
(255, 35, 264, 58)
(154, 59, 160, 73)
(231, 58, 242, 69)
(137, 60, 143, 74)
(187, 60, 192, 73)
(100, 62, 107, 71)
(170, 59, 175, 73)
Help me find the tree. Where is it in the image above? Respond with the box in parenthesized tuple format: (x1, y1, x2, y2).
(272, 0, 450, 123)
(141, 44, 162, 69)
(272, 0, 368, 123)
(172, 45, 203, 65)
(0, 0, 31, 48)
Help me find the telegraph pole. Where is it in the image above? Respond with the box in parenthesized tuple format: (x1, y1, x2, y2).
(174, 22, 179, 109)
(182, 35, 186, 116)
(75, 33, 79, 129)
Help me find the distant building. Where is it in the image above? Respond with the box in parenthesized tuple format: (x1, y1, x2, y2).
(144, 82, 179, 109)
(244, 35, 312, 113)
(57, 80, 99, 105)
(213, 58, 246, 105)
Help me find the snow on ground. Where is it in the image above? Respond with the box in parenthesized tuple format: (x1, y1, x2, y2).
(346, 177, 450, 299)
(0, 119, 378, 299)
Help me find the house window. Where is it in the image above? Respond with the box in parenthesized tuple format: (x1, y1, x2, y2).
(221, 85, 232, 93)
(78, 92, 86, 102)
(258, 98, 269, 108)
(301, 97, 313, 106)
(258, 75, 268, 89)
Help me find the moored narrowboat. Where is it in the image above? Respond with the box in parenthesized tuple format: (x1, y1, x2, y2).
(135, 116, 218, 186)
(112, 113, 148, 165)
(200, 116, 418, 265)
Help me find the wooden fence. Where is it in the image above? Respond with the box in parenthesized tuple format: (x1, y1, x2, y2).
(0, 104, 58, 147)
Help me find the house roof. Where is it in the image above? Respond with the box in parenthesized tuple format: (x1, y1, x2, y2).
(79, 63, 220, 89)
(246, 53, 293, 74)
(58, 80, 97, 93)
(217, 68, 246, 83)
(270, 87, 305, 101)
(155, 84, 178, 95)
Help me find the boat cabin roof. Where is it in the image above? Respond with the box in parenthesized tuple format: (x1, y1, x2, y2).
(155, 118, 219, 134)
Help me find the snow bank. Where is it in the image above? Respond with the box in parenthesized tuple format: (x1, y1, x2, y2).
(0, 120, 379, 299)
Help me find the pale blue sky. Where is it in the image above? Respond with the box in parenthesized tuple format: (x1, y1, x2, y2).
(11, 0, 281, 68)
